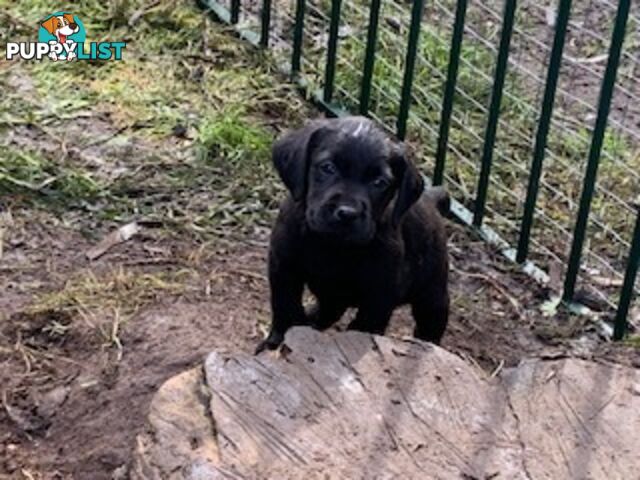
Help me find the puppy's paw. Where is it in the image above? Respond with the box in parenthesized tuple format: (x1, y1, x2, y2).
(254, 330, 285, 355)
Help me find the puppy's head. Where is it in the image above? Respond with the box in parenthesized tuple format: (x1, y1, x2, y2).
(272, 116, 424, 244)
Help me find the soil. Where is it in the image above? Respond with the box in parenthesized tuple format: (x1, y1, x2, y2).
(2, 209, 638, 479)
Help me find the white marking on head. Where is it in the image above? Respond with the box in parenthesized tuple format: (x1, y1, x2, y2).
(351, 120, 368, 138)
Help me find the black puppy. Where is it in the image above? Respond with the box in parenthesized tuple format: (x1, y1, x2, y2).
(256, 116, 449, 353)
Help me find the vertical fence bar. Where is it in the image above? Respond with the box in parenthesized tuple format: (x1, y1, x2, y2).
(291, 0, 306, 76)
(434, 0, 468, 186)
(396, 0, 426, 140)
(359, 0, 382, 115)
(260, 0, 272, 47)
(230, 0, 240, 24)
(472, 0, 517, 227)
(614, 207, 640, 340)
(324, 0, 343, 103)
(515, 0, 572, 264)
(562, 0, 631, 302)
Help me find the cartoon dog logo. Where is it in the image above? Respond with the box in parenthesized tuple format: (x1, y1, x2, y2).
(5, 12, 124, 62)
(40, 13, 80, 61)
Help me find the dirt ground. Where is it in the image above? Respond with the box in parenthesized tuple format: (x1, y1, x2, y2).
(3, 203, 638, 479)
(1, 2, 639, 479)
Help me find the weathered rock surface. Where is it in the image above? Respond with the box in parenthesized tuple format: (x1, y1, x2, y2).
(132, 328, 640, 479)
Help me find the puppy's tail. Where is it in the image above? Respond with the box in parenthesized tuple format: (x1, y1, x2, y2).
(425, 186, 450, 217)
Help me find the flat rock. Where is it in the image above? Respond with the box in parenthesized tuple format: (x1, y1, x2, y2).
(132, 327, 640, 479)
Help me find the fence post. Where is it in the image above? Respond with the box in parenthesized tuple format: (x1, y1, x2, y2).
(516, 0, 572, 264)
(359, 0, 382, 115)
(324, 0, 343, 103)
(230, 0, 240, 24)
(614, 207, 640, 340)
(397, 0, 426, 140)
(291, 0, 306, 76)
(260, 0, 272, 47)
(473, 0, 517, 227)
(434, 0, 468, 186)
(562, 0, 631, 302)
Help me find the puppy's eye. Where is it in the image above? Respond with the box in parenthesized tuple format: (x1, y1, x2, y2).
(372, 176, 391, 189)
(318, 161, 336, 175)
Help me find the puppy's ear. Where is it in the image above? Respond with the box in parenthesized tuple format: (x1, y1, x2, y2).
(272, 121, 331, 201)
(389, 143, 424, 227)
(41, 17, 58, 35)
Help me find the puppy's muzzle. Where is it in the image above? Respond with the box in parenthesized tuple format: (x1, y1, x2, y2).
(334, 204, 362, 223)
(315, 200, 373, 243)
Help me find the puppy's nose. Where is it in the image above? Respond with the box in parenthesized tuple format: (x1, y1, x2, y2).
(335, 205, 361, 222)
(70, 23, 78, 31)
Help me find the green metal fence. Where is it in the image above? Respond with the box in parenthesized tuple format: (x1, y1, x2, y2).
(197, 0, 640, 340)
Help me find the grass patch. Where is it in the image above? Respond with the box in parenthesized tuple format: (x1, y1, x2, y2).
(194, 108, 281, 228)
(197, 108, 272, 163)
(7, 267, 192, 357)
(29, 267, 188, 317)
(623, 335, 640, 349)
(2, 0, 310, 237)
(0, 145, 105, 208)
(90, 61, 185, 133)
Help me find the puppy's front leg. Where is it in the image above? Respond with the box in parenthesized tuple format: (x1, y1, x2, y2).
(411, 283, 449, 345)
(347, 258, 397, 335)
(347, 298, 394, 336)
(255, 257, 305, 354)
